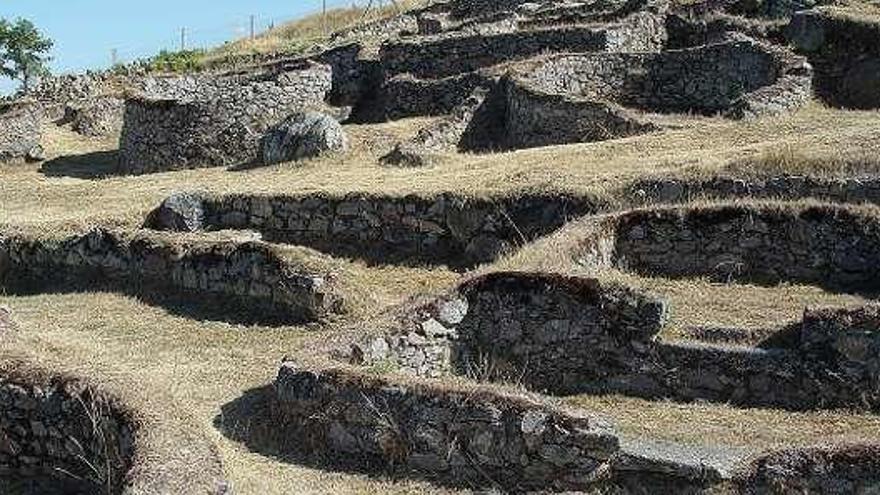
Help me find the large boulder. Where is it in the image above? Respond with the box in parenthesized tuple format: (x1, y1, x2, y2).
(144, 192, 206, 232)
(261, 111, 348, 165)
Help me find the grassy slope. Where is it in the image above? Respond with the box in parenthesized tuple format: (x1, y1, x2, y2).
(4, 104, 880, 235)
(197, 0, 425, 69)
(4, 3, 880, 492)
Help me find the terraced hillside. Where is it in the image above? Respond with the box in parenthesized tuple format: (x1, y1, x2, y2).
(2, 0, 880, 493)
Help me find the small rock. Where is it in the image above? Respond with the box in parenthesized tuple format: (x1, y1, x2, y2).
(435, 298, 469, 326)
(144, 191, 206, 232)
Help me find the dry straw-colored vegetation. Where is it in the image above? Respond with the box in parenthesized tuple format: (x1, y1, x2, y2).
(4, 2, 880, 493)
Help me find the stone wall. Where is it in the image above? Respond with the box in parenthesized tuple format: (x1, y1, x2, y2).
(513, 34, 809, 117)
(0, 102, 42, 163)
(381, 85, 504, 165)
(273, 361, 723, 492)
(350, 203, 880, 410)
(736, 445, 880, 493)
(147, 192, 596, 268)
(0, 374, 133, 494)
(68, 95, 125, 137)
(25, 71, 141, 122)
(0, 228, 344, 322)
(379, 10, 667, 79)
(504, 80, 658, 149)
(379, 71, 496, 120)
(613, 203, 880, 292)
(787, 8, 880, 109)
(118, 62, 332, 174)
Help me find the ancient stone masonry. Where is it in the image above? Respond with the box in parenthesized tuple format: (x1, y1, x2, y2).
(351, 203, 880, 411)
(25, 71, 142, 122)
(0, 364, 230, 495)
(0, 374, 134, 494)
(379, 9, 668, 79)
(273, 360, 880, 492)
(735, 444, 880, 494)
(67, 95, 125, 137)
(0, 101, 43, 163)
(118, 62, 332, 174)
(503, 34, 811, 148)
(0, 228, 345, 322)
(380, 71, 497, 120)
(272, 361, 727, 492)
(787, 8, 880, 109)
(611, 203, 880, 291)
(146, 192, 596, 268)
(381, 86, 504, 165)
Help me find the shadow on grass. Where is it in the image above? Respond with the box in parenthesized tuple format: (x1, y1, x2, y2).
(2, 277, 307, 328)
(214, 385, 416, 485)
(40, 150, 124, 179)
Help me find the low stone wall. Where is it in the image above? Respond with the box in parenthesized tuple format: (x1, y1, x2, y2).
(272, 360, 880, 492)
(504, 80, 658, 149)
(118, 62, 332, 174)
(0, 374, 133, 493)
(0, 363, 230, 495)
(788, 8, 880, 109)
(0, 102, 42, 163)
(511, 34, 809, 118)
(735, 444, 880, 493)
(0, 228, 345, 322)
(146, 192, 596, 268)
(379, 10, 667, 79)
(273, 361, 724, 492)
(353, 271, 880, 410)
(350, 203, 880, 409)
(25, 71, 142, 121)
(380, 71, 495, 120)
(613, 203, 880, 292)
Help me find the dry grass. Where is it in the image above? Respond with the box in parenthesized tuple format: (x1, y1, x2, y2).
(0, 291, 457, 494)
(598, 269, 870, 342)
(199, 0, 427, 68)
(3, 99, 880, 492)
(568, 393, 880, 453)
(4, 104, 880, 236)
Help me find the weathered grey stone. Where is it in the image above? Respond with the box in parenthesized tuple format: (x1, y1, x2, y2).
(261, 111, 348, 165)
(145, 192, 206, 232)
(0, 101, 42, 163)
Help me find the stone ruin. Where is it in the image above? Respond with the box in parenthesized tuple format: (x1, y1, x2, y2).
(0, 101, 43, 163)
(0, 362, 228, 494)
(0, 227, 345, 323)
(300, 201, 880, 491)
(118, 62, 333, 173)
(3, 0, 880, 492)
(0, 0, 874, 172)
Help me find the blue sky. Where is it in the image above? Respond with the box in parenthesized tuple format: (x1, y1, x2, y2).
(0, 0, 355, 94)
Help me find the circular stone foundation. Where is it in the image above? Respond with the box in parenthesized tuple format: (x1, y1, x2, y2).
(504, 34, 812, 148)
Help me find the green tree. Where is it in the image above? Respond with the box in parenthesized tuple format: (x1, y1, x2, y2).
(0, 18, 53, 91)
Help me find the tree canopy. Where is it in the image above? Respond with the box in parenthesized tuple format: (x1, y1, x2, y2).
(0, 18, 53, 90)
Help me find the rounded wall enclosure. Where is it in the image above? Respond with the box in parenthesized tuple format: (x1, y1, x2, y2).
(355, 203, 880, 409)
(504, 35, 811, 148)
(0, 374, 134, 494)
(118, 63, 332, 174)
